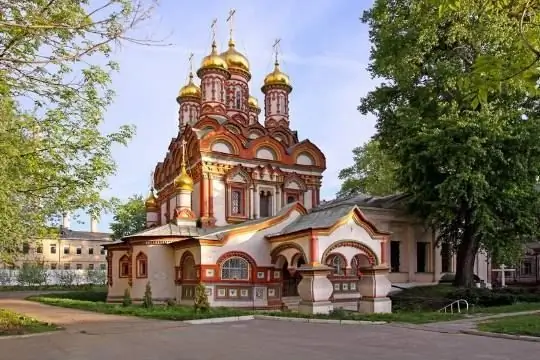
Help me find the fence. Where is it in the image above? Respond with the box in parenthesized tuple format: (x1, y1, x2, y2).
(0, 269, 107, 287)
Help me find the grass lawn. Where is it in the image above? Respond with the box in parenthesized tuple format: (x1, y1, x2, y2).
(28, 290, 465, 324)
(472, 302, 540, 314)
(0, 309, 58, 336)
(478, 314, 540, 337)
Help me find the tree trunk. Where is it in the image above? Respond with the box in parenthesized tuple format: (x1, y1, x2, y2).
(453, 228, 479, 287)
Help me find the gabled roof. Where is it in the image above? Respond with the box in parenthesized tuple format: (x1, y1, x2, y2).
(60, 229, 112, 241)
(122, 223, 207, 239)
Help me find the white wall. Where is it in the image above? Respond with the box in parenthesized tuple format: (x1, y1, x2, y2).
(213, 179, 227, 226)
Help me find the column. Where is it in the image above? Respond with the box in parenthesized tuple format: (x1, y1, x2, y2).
(208, 176, 214, 218)
(407, 226, 416, 282)
(200, 175, 208, 218)
(296, 264, 334, 315)
(253, 186, 259, 219)
(275, 185, 281, 211)
(248, 186, 253, 219)
(358, 265, 392, 313)
(433, 229, 442, 282)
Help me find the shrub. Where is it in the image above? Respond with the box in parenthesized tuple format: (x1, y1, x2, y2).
(0, 271, 11, 286)
(166, 298, 176, 307)
(142, 282, 153, 309)
(87, 270, 106, 286)
(17, 263, 48, 286)
(56, 270, 77, 287)
(122, 288, 132, 307)
(193, 284, 210, 312)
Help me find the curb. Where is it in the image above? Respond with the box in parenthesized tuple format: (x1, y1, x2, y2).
(253, 315, 386, 325)
(183, 315, 254, 325)
(0, 329, 62, 341)
(460, 329, 540, 343)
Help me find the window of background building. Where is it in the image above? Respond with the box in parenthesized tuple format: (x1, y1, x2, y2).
(50, 263, 57, 270)
(50, 245, 56, 254)
(76, 247, 82, 255)
(390, 241, 400, 273)
(441, 243, 451, 273)
(76, 264, 82, 270)
(64, 246, 70, 255)
(522, 261, 533, 275)
(416, 242, 428, 273)
(36, 246, 43, 254)
(22, 242, 30, 254)
(100, 263, 106, 270)
(63, 263, 70, 270)
(88, 248, 94, 255)
(100, 248, 106, 255)
(88, 264, 94, 270)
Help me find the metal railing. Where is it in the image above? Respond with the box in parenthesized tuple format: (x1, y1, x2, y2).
(438, 299, 469, 313)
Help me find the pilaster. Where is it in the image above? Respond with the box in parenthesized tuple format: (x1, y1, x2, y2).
(407, 226, 416, 282)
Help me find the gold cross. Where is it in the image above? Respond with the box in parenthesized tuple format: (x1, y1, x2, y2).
(226, 9, 236, 40)
(210, 18, 218, 43)
(149, 171, 154, 189)
(272, 38, 281, 63)
(181, 139, 188, 166)
(188, 52, 194, 73)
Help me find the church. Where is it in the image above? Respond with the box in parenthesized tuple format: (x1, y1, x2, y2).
(104, 16, 491, 314)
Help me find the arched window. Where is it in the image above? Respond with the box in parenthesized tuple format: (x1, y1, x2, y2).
(136, 252, 148, 278)
(119, 255, 130, 278)
(235, 90, 242, 109)
(221, 257, 249, 280)
(182, 254, 196, 280)
(326, 254, 346, 276)
(351, 254, 371, 276)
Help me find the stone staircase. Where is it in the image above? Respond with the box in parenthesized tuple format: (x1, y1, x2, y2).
(281, 296, 301, 311)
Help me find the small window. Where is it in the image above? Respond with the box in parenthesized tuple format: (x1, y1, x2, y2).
(76, 264, 82, 270)
(88, 248, 94, 255)
(50, 263, 57, 270)
(22, 243, 30, 254)
(119, 255, 129, 278)
(50, 245, 56, 254)
(64, 246, 70, 255)
(88, 264, 94, 270)
(36, 246, 43, 254)
(63, 263, 71, 270)
(231, 189, 243, 215)
(221, 257, 249, 280)
(100, 248, 106, 255)
(100, 263, 106, 270)
(76, 247, 82, 255)
(326, 254, 346, 276)
(286, 195, 297, 204)
(136, 252, 148, 278)
(182, 255, 196, 280)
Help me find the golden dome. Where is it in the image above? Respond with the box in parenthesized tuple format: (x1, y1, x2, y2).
(263, 61, 292, 89)
(178, 73, 201, 98)
(174, 165, 193, 192)
(198, 41, 228, 73)
(248, 95, 259, 108)
(145, 190, 158, 209)
(220, 39, 250, 73)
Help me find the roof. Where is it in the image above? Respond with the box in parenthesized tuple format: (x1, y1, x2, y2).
(317, 193, 410, 211)
(60, 229, 112, 242)
(123, 223, 207, 239)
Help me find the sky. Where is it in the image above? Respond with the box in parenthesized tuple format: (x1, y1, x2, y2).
(72, 0, 379, 232)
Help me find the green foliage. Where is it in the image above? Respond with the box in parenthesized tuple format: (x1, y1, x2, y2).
(478, 314, 540, 337)
(122, 288, 132, 307)
(142, 282, 153, 309)
(0, 0, 160, 263)
(110, 194, 147, 240)
(16, 263, 48, 286)
(361, 0, 540, 287)
(0, 309, 57, 336)
(193, 284, 210, 313)
(338, 139, 400, 197)
(86, 270, 107, 286)
(56, 270, 76, 287)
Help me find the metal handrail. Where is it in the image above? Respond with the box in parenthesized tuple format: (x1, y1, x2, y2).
(438, 299, 469, 313)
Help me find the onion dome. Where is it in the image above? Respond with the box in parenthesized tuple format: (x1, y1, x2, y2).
(220, 39, 250, 75)
(178, 73, 201, 99)
(248, 95, 259, 109)
(174, 165, 193, 192)
(262, 61, 292, 92)
(145, 190, 158, 209)
(197, 41, 228, 76)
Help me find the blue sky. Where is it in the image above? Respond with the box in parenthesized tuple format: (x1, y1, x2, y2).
(72, 0, 378, 232)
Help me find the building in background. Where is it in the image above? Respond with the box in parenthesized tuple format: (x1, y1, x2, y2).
(2, 213, 112, 270)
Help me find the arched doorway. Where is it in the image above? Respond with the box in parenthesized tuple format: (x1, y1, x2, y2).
(281, 255, 306, 297)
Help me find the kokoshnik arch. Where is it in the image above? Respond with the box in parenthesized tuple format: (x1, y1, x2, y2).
(103, 13, 492, 314)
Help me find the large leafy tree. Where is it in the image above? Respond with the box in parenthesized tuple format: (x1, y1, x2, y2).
(0, 0, 159, 264)
(338, 139, 400, 198)
(361, 0, 540, 287)
(110, 195, 146, 240)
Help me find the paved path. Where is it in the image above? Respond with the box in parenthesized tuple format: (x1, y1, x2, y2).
(1, 293, 539, 359)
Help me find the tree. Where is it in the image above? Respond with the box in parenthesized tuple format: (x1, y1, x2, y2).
(0, 1, 160, 263)
(361, 0, 540, 287)
(338, 139, 400, 198)
(110, 194, 146, 240)
(428, 0, 540, 105)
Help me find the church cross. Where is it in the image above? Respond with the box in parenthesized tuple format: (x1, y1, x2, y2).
(226, 9, 236, 40)
(492, 264, 516, 288)
(210, 18, 218, 43)
(188, 52, 194, 73)
(181, 139, 188, 166)
(272, 38, 281, 63)
(149, 170, 154, 189)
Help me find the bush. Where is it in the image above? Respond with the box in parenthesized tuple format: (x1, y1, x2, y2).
(193, 284, 209, 312)
(56, 271, 77, 287)
(122, 288, 132, 307)
(17, 263, 48, 286)
(142, 282, 153, 309)
(0, 271, 11, 286)
(87, 270, 106, 286)
(166, 298, 176, 307)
